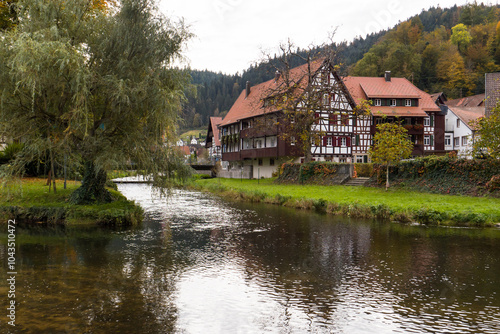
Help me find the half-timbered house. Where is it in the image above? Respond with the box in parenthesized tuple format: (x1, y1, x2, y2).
(218, 61, 443, 178)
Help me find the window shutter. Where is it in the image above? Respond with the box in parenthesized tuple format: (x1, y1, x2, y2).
(430, 115, 434, 127)
(323, 136, 328, 147)
(356, 135, 360, 146)
(347, 137, 352, 147)
(334, 137, 339, 147)
(430, 135, 434, 146)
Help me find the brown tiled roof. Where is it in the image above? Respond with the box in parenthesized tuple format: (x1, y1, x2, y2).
(176, 146, 191, 156)
(446, 93, 485, 107)
(343, 76, 440, 117)
(448, 106, 485, 130)
(209, 117, 223, 146)
(220, 60, 324, 126)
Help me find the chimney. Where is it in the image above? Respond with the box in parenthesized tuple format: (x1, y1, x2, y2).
(385, 71, 391, 82)
(274, 70, 281, 82)
(245, 81, 251, 98)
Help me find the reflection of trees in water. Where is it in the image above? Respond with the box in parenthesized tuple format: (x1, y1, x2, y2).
(229, 204, 373, 325)
(4, 222, 185, 333)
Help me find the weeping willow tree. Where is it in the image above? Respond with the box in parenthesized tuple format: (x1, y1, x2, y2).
(0, 0, 193, 203)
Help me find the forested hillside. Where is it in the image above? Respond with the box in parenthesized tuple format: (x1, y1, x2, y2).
(181, 32, 385, 129)
(351, 2, 500, 98)
(182, 2, 500, 130)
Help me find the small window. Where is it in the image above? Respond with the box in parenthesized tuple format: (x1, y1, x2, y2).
(376, 118, 383, 125)
(424, 135, 430, 146)
(341, 137, 347, 147)
(445, 135, 451, 146)
(290, 136, 296, 146)
(391, 99, 397, 107)
(270, 158, 275, 166)
(258, 159, 263, 166)
(462, 136, 468, 146)
(456, 119, 460, 128)
(327, 137, 332, 146)
(374, 99, 382, 106)
(356, 156, 364, 163)
(454, 137, 460, 147)
(323, 94, 330, 106)
(405, 99, 412, 107)
(424, 117, 430, 126)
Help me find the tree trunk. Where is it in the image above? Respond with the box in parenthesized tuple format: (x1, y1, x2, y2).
(49, 146, 57, 193)
(69, 161, 112, 204)
(385, 164, 390, 191)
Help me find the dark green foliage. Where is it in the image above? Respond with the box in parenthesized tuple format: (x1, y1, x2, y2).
(354, 163, 374, 177)
(376, 155, 500, 196)
(0, 142, 24, 164)
(276, 162, 347, 184)
(69, 162, 111, 204)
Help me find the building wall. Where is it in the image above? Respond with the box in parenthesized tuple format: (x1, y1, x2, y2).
(445, 110, 474, 157)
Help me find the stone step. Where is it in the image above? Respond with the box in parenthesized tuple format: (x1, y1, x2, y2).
(344, 177, 370, 186)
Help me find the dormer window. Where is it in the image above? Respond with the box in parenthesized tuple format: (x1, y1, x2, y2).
(374, 99, 382, 106)
(391, 99, 397, 107)
(405, 99, 412, 107)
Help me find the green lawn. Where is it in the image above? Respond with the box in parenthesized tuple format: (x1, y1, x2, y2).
(194, 178, 500, 225)
(0, 178, 142, 225)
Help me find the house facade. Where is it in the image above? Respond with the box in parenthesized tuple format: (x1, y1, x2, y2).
(205, 117, 223, 162)
(217, 60, 444, 179)
(443, 106, 484, 158)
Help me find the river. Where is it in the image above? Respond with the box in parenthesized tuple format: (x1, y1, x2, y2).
(1, 183, 500, 333)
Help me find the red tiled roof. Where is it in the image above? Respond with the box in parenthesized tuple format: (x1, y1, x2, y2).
(209, 117, 223, 146)
(176, 146, 191, 156)
(446, 93, 485, 108)
(343, 76, 441, 117)
(220, 60, 324, 126)
(448, 106, 485, 130)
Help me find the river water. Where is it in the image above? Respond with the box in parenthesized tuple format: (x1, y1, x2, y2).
(1, 183, 500, 333)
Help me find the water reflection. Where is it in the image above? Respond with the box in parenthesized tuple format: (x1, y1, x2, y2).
(0, 183, 499, 333)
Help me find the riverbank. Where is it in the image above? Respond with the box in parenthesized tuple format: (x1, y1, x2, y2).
(189, 177, 500, 227)
(0, 178, 143, 226)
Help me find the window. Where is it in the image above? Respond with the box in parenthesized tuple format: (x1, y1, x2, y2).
(291, 136, 296, 146)
(258, 159, 263, 166)
(424, 117, 430, 126)
(374, 99, 382, 106)
(457, 119, 461, 128)
(454, 137, 460, 147)
(424, 135, 430, 146)
(462, 136, 468, 146)
(405, 99, 412, 107)
(327, 137, 332, 146)
(391, 99, 397, 107)
(341, 137, 347, 147)
(356, 156, 364, 163)
(376, 118, 383, 125)
(270, 137, 276, 147)
(355, 135, 360, 146)
(323, 94, 330, 106)
(270, 158, 275, 166)
(445, 135, 451, 146)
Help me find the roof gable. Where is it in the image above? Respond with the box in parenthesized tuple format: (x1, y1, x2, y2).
(220, 60, 325, 127)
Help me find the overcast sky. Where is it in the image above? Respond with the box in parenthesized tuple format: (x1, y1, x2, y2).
(158, 0, 489, 74)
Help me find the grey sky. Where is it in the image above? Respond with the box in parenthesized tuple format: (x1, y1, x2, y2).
(159, 0, 482, 74)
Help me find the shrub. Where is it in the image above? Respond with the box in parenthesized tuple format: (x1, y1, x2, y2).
(354, 163, 374, 177)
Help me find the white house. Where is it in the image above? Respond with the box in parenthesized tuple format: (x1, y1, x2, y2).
(176, 139, 185, 146)
(444, 106, 484, 158)
(190, 137, 198, 145)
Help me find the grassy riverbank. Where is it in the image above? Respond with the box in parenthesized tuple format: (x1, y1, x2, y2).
(0, 178, 142, 226)
(190, 178, 500, 227)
